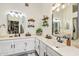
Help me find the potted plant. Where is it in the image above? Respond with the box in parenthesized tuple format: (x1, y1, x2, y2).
(42, 15, 49, 27)
(42, 15, 49, 21)
(36, 28, 43, 35)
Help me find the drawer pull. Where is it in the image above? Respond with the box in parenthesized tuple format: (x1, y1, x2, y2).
(14, 44, 15, 48)
(11, 44, 12, 48)
(38, 45, 40, 48)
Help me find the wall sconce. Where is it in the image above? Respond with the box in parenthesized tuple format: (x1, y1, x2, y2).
(52, 3, 66, 12)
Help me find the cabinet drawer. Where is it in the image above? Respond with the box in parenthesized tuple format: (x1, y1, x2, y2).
(47, 46, 61, 56)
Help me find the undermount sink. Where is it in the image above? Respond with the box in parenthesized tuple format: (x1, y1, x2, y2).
(55, 44, 65, 48)
(47, 39, 65, 48)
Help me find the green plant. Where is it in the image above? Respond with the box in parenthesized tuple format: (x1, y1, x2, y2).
(36, 28, 42, 33)
(42, 16, 49, 20)
(36, 28, 43, 35)
(42, 21, 49, 27)
(42, 15, 49, 27)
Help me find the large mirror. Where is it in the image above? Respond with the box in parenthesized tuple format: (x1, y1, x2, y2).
(7, 11, 25, 35)
(52, 3, 78, 40)
(72, 17, 78, 40)
(53, 18, 60, 34)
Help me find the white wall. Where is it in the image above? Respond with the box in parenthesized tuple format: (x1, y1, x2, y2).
(0, 3, 77, 37)
(39, 3, 53, 36)
(0, 3, 42, 36)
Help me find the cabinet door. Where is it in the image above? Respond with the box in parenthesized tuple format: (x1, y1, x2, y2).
(13, 39, 26, 54)
(46, 52, 52, 56)
(35, 38, 40, 55)
(25, 38, 35, 51)
(39, 41, 46, 56)
(47, 46, 61, 56)
(0, 40, 14, 56)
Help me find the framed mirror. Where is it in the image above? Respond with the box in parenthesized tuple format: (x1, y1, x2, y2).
(52, 18, 60, 35)
(7, 11, 25, 34)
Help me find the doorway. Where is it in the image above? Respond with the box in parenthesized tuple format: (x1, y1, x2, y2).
(72, 17, 78, 40)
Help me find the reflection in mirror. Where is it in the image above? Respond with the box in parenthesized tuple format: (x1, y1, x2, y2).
(53, 18, 60, 34)
(72, 17, 78, 40)
(52, 3, 78, 40)
(72, 4, 78, 13)
(8, 20, 19, 34)
(7, 11, 25, 35)
(66, 22, 69, 30)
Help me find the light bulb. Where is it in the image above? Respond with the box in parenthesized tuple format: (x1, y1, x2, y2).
(57, 3, 61, 7)
(52, 7, 56, 11)
(56, 8, 60, 12)
(61, 4, 66, 9)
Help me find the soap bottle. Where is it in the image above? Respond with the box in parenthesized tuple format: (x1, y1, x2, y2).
(66, 38, 71, 46)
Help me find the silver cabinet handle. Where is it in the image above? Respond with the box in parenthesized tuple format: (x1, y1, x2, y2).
(14, 44, 15, 48)
(38, 45, 40, 48)
(11, 44, 15, 48)
(11, 44, 12, 48)
(44, 52, 45, 56)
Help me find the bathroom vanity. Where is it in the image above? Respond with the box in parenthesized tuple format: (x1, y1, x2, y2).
(0, 36, 79, 56)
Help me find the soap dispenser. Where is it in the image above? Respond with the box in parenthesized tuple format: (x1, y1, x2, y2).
(66, 38, 71, 46)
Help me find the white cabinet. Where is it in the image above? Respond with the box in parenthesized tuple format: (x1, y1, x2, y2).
(25, 38, 35, 51)
(39, 41, 47, 56)
(46, 46, 61, 56)
(11, 37, 35, 55)
(13, 39, 26, 54)
(0, 37, 36, 56)
(35, 38, 40, 55)
(0, 40, 15, 56)
(0, 37, 61, 56)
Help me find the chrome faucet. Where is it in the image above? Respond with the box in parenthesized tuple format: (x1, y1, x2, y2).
(56, 36, 63, 43)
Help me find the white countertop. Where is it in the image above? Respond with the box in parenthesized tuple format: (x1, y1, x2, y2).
(0, 35, 79, 56)
(35, 36, 79, 56)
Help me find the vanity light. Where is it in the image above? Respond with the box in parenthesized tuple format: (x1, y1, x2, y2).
(15, 13, 18, 17)
(52, 3, 61, 11)
(61, 4, 66, 9)
(19, 13, 24, 17)
(10, 12, 15, 16)
(8, 11, 25, 18)
(56, 8, 60, 12)
(56, 3, 61, 7)
(52, 6, 56, 11)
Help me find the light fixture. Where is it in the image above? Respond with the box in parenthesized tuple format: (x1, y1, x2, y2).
(25, 3, 29, 7)
(52, 3, 66, 12)
(56, 8, 60, 12)
(61, 4, 66, 9)
(9, 11, 15, 16)
(52, 3, 61, 11)
(19, 13, 23, 17)
(56, 3, 61, 7)
(52, 6, 56, 11)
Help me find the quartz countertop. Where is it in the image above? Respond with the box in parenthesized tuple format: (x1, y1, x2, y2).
(35, 36, 79, 56)
(0, 35, 79, 56)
